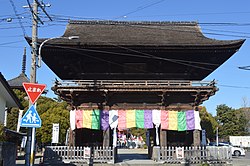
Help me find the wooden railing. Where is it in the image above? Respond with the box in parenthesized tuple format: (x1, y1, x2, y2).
(158, 146, 232, 164)
(43, 146, 117, 164)
(55, 80, 215, 88)
(43, 145, 231, 165)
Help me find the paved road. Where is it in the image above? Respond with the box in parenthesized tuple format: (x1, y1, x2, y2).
(16, 153, 42, 166)
(232, 151, 250, 166)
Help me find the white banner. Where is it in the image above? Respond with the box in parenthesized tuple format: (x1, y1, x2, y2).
(52, 123, 59, 144)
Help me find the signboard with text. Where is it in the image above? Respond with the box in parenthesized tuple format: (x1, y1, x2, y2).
(23, 82, 46, 104)
(52, 123, 59, 144)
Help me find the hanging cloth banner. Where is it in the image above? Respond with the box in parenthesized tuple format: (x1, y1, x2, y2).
(109, 110, 118, 129)
(136, 110, 145, 128)
(91, 109, 100, 129)
(83, 110, 92, 129)
(144, 110, 153, 128)
(101, 110, 109, 130)
(113, 127, 117, 147)
(109, 110, 118, 147)
(75, 110, 83, 129)
(70, 109, 76, 130)
(168, 111, 178, 130)
(118, 110, 126, 130)
(161, 110, 169, 129)
(194, 110, 202, 130)
(177, 111, 187, 131)
(152, 109, 161, 146)
(126, 110, 136, 128)
(186, 110, 195, 130)
(160, 110, 201, 131)
(75, 109, 201, 131)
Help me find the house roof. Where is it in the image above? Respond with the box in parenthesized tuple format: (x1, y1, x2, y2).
(0, 73, 24, 109)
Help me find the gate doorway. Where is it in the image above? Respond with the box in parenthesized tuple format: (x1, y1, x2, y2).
(115, 128, 154, 162)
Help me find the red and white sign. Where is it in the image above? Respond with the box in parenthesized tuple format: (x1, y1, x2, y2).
(23, 82, 46, 104)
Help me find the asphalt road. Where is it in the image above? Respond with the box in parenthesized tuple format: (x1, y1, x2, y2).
(232, 150, 250, 166)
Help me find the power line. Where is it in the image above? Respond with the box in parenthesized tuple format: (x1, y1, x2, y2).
(202, 28, 250, 35)
(218, 84, 250, 89)
(8, 0, 27, 36)
(114, 0, 166, 20)
(0, 40, 24, 46)
(119, 11, 250, 19)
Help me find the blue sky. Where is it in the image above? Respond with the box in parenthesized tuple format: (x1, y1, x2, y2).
(1, 0, 250, 115)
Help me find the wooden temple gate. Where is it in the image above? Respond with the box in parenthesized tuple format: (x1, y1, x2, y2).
(45, 79, 220, 164)
(28, 20, 244, 164)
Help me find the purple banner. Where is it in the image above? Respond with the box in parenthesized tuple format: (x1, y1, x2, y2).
(186, 110, 195, 130)
(144, 110, 153, 128)
(101, 110, 109, 130)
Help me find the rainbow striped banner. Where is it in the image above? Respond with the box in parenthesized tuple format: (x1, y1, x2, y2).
(74, 109, 201, 131)
(161, 110, 200, 131)
(75, 110, 109, 130)
(117, 109, 153, 130)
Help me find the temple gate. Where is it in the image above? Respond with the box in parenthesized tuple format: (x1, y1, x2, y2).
(26, 20, 245, 163)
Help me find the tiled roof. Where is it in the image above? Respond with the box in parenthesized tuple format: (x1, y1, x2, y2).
(57, 20, 244, 46)
(8, 73, 29, 88)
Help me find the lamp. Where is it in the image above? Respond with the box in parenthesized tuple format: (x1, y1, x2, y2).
(38, 36, 79, 67)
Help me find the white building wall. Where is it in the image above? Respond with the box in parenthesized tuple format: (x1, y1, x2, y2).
(0, 95, 6, 124)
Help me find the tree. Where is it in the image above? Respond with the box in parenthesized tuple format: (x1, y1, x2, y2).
(7, 89, 70, 145)
(215, 104, 248, 141)
(36, 98, 69, 144)
(6, 90, 28, 132)
(199, 106, 218, 141)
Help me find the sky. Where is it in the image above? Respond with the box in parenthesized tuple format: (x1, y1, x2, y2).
(1, 0, 250, 115)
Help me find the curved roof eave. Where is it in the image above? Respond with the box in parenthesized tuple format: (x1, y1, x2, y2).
(0, 73, 24, 110)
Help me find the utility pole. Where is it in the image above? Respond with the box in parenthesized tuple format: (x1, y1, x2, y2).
(25, 0, 38, 165)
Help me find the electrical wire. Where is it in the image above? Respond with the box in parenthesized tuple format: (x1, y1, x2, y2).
(202, 28, 250, 35)
(114, 0, 166, 20)
(0, 40, 24, 46)
(118, 11, 250, 19)
(8, 0, 27, 36)
(218, 84, 250, 89)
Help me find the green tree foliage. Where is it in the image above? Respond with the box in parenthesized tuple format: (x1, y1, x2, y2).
(6, 90, 28, 131)
(0, 124, 7, 141)
(36, 97, 69, 144)
(216, 104, 248, 140)
(7, 89, 70, 145)
(199, 106, 218, 140)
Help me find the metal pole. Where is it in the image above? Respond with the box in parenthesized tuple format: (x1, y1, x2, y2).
(30, 127, 36, 165)
(25, 0, 38, 165)
(216, 127, 219, 146)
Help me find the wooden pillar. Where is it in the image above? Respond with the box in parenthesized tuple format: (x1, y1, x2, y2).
(69, 129, 75, 147)
(160, 129, 167, 147)
(193, 129, 200, 146)
(103, 128, 110, 147)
